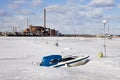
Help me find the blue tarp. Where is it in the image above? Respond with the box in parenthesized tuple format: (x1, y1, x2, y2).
(40, 55, 62, 66)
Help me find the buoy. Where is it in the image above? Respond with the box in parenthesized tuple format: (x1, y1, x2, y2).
(98, 52, 103, 58)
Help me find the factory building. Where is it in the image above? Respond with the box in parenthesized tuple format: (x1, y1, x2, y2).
(23, 9, 59, 36)
(23, 25, 58, 36)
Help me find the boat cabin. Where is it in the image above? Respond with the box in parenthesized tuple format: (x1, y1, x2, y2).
(62, 56, 77, 62)
(40, 55, 62, 66)
(40, 55, 78, 67)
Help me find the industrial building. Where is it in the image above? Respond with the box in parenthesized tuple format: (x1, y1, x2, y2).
(23, 9, 58, 36)
(23, 25, 58, 36)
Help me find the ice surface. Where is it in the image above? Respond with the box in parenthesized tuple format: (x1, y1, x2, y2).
(0, 37, 120, 80)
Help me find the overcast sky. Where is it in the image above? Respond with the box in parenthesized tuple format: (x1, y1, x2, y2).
(0, 0, 120, 34)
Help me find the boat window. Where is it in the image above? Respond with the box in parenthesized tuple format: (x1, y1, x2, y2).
(50, 59, 59, 64)
(62, 57, 75, 62)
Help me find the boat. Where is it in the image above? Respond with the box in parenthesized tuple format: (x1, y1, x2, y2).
(40, 55, 90, 68)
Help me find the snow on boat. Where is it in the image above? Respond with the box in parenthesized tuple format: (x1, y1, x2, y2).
(40, 55, 90, 68)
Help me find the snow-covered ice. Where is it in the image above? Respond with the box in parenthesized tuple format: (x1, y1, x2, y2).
(0, 37, 120, 80)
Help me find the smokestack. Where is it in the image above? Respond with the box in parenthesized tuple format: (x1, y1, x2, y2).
(26, 18, 28, 28)
(44, 9, 46, 28)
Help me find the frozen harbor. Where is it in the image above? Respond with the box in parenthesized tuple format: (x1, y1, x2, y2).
(0, 37, 120, 80)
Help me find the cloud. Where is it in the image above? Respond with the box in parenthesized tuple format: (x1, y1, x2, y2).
(90, 0, 115, 7)
(49, 4, 103, 22)
(9, 0, 25, 9)
(66, 0, 84, 5)
(0, 14, 29, 31)
(32, 0, 42, 6)
(44, 3, 104, 34)
(78, 7, 103, 19)
(0, 10, 6, 16)
(0, 10, 12, 17)
(19, 9, 35, 15)
(117, 4, 120, 8)
(46, 5, 61, 12)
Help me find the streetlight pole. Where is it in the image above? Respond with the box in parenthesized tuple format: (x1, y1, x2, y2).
(102, 20, 107, 57)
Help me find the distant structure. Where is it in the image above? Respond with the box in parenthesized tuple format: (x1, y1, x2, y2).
(23, 8, 58, 36)
(23, 25, 58, 36)
(44, 9, 46, 28)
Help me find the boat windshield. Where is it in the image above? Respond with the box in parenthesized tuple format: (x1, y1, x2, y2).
(50, 59, 59, 64)
(62, 56, 76, 62)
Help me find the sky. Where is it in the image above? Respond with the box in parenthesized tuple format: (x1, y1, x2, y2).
(0, 0, 120, 34)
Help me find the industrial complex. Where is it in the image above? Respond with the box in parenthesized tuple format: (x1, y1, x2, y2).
(0, 9, 59, 36)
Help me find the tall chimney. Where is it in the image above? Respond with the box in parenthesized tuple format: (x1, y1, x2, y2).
(44, 9, 46, 28)
(26, 18, 28, 28)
